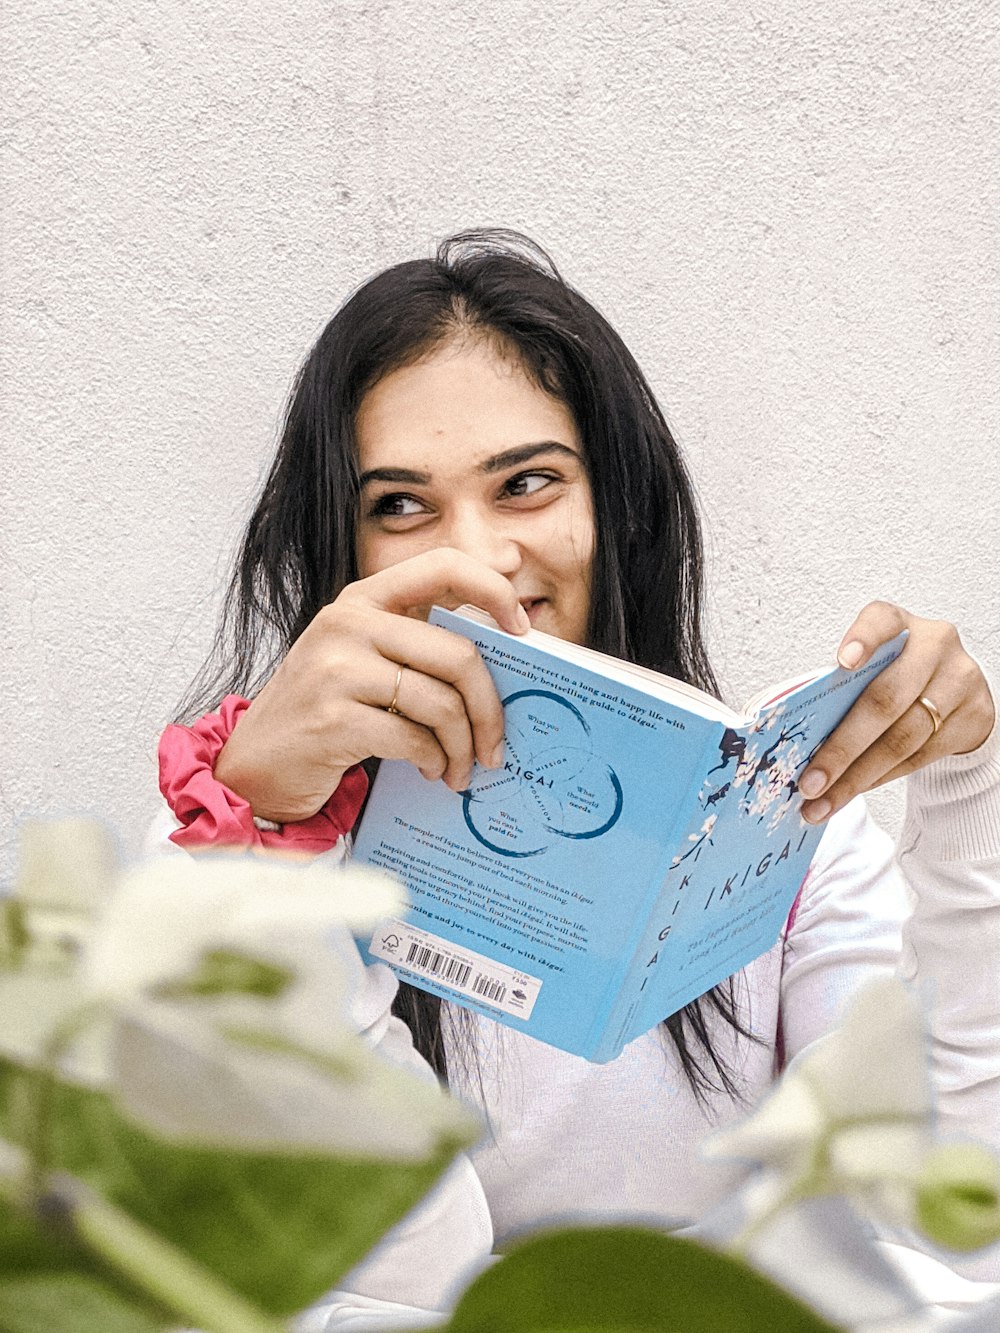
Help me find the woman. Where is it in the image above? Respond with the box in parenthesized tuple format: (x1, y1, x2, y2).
(158, 229, 999, 1314)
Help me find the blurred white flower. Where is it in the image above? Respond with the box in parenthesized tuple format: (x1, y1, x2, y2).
(706, 978, 1000, 1254)
(110, 997, 478, 1162)
(15, 817, 119, 911)
(13, 816, 118, 961)
(4, 821, 480, 1164)
(82, 852, 404, 1008)
(80, 849, 476, 1161)
(1, 818, 120, 1067)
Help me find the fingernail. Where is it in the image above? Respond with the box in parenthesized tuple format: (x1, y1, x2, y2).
(490, 742, 505, 768)
(517, 605, 530, 631)
(798, 768, 827, 798)
(838, 640, 865, 669)
(803, 798, 832, 824)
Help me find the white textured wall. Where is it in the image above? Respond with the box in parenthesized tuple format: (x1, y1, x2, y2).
(3, 1, 998, 880)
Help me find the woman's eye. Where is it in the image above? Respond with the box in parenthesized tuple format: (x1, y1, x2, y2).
(503, 471, 556, 498)
(368, 493, 426, 518)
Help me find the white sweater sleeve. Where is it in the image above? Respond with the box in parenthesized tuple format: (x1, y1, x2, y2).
(896, 717, 1000, 1155)
(779, 796, 905, 1061)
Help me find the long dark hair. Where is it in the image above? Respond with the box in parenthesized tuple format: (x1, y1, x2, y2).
(182, 228, 753, 1101)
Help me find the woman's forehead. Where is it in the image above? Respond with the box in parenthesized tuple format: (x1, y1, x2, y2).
(354, 338, 580, 472)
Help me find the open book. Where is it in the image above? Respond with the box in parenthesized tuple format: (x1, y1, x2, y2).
(355, 607, 906, 1063)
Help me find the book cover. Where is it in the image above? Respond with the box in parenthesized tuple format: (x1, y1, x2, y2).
(355, 610, 906, 1062)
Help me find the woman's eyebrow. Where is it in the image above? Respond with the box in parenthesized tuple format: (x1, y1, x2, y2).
(358, 466, 430, 487)
(359, 442, 579, 489)
(480, 441, 580, 473)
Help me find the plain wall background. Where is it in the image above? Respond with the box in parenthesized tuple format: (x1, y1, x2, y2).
(3, 0, 998, 881)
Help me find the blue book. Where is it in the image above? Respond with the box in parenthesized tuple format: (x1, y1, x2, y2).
(355, 608, 906, 1063)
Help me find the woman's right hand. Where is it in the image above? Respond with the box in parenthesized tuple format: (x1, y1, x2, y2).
(212, 549, 531, 823)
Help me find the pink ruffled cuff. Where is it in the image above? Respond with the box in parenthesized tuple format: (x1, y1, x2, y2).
(158, 695, 369, 854)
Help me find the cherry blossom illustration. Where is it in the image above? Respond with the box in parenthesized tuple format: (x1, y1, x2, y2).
(695, 705, 816, 845)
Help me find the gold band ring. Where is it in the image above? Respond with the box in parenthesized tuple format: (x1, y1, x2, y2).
(386, 665, 406, 716)
(918, 695, 943, 736)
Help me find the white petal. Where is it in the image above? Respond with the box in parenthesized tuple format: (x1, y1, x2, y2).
(737, 1195, 927, 1326)
(705, 1069, 825, 1172)
(0, 970, 89, 1068)
(799, 979, 930, 1121)
(829, 1122, 930, 1187)
(82, 852, 406, 1004)
(295, 862, 407, 927)
(111, 1004, 480, 1162)
(15, 818, 118, 910)
(83, 861, 242, 999)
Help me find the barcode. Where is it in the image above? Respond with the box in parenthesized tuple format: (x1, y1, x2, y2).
(472, 973, 507, 1004)
(369, 919, 542, 1020)
(405, 943, 472, 987)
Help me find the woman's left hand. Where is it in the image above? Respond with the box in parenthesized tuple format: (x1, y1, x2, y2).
(798, 601, 996, 824)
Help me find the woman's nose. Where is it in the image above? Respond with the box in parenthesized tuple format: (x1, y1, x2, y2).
(443, 508, 522, 578)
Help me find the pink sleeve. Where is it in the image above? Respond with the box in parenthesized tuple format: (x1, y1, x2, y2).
(158, 695, 369, 854)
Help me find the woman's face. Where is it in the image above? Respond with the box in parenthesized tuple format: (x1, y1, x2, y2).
(354, 337, 595, 645)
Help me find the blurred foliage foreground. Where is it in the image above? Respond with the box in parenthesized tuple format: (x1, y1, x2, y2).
(1, 819, 997, 1332)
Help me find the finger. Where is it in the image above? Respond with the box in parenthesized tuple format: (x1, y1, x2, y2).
(835, 600, 910, 670)
(799, 627, 947, 802)
(365, 611, 506, 769)
(363, 661, 477, 792)
(362, 548, 531, 635)
(801, 674, 960, 822)
(350, 700, 451, 783)
(869, 753, 936, 788)
(853, 671, 993, 790)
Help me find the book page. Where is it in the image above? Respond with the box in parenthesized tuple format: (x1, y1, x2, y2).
(452, 604, 742, 723)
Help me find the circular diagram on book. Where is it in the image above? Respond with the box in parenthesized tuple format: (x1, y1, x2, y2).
(461, 689, 623, 857)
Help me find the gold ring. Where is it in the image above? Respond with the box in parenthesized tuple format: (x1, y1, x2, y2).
(386, 665, 406, 716)
(918, 695, 943, 736)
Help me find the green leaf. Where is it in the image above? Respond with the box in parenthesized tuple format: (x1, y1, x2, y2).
(0, 1058, 470, 1316)
(0, 1193, 168, 1333)
(152, 949, 295, 1000)
(446, 1227, 841, 1333)
(916, 1143, 1000, 1252)
(0, 898, 30, 968)
(0, 1274, 164, 1333)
